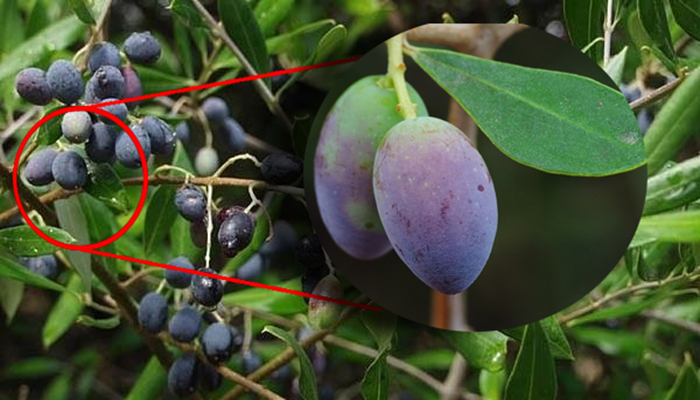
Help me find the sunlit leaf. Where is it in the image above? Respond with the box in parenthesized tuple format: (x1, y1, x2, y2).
(42, 273, 84, 349)
(0, 225, 76, 256)
(144, 186, 178, 256)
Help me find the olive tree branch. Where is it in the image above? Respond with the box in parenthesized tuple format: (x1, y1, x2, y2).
(641, 310, 700, 336)
(220, 298, 366, 400)
(189, 0, 293, 132)
(558, 270, 700, 325)
(0, 175, 303, 225)
(630, 73, 686, 112)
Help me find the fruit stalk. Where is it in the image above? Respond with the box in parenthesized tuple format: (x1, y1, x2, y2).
(385, 34, 417, 120)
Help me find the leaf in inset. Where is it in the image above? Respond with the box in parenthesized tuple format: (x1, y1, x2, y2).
(68, 0, 96, 24)
(440, 330, 508, 372)
(84, 164, 129, 212)
(504, 322, 557, 400)
(644, 155, 700, 216)
(631, 210, 700, 248)
(263, 326, 317, 400)
(42, 273, 84, 349)
(0, 225, 76, 256)
(144, 186, 179, 256)
(637, 0, 677, 69)
(503, 316, 574, 360)
(410, 47, 644, 176)
(563, 0, 603, 61)
(219, 0, 269, 86)
(670, 0, 700, 41)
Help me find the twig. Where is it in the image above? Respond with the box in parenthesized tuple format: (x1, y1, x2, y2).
(603, 0, 614, 67)
(189, 0, 293, 132)
(441, 354, 468, 400)
(0, 163, 57, 225)
(558, 271, 700, 325)
(0, 175, 303, 225)
(120, 267, 161, 288)
(324, 335, 480, 400)
(642, 310, 700, 335)
(630, 74, 685, 112)
(0, 107, 41, 140)
(220, 298, 366, 399)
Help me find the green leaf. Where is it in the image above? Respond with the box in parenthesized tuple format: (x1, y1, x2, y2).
(254, 0, 295, 37)
(644, 155, 700, 215)
(169, 0, 208, 29)
(502, 316, 574, 360)
(1, 357, 64, 380)
(361, 349, 389, 400)
(410, 48, 644, 176)
(670, 0, 700, 41)
(664, 355, 700, 400)
(125, 356, 167, 400)
(78, 194, 118, 269)
(221, 279, 306, 314)
(68, 0, 96, 24)
(637, 0, 677, 69)
(42, 273, 84, 349)
(604, 46, 628, 85)
(292, 114, 313, 157)
(504, 322, 557, 400)
(173, 17, 194, 79)
(361, 308, 396, 351)
(42, 371, 72, 400)
(55, 197, 92, 292)
(84, 164, 129, 212)
(263, 326, 317, 400)
(76, 314, 120, 329)
(403, 349, 455, 370)
(26, 0, 50, 38)
(144, 186, 178, 256)
(0, 225, 76, 256)
(131, 65, 196, 94)
(480, 369, 507, 400)
(265, 19, 337, 55)
(570, 326, 647, 357)
(219, 0, 269, 86)
(36, 106, 64, 145)
(0, 277, 23, 324)
(0, 0, 25, 55)
(563, 0, 603, 61)
(631, 210, 700, 247)
(645, 69, 700, 175)
(0, 15, 85, 82)
(440, 330, 508, 372)
(638, 242, 681, 281)
(0, 248, 68, 292)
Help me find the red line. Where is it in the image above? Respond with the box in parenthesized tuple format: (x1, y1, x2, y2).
(94, 57, 362, 108)
(83, 248, 381, 312)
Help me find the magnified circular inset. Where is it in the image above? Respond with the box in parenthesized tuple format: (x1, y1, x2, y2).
(304, 24, 647, 331)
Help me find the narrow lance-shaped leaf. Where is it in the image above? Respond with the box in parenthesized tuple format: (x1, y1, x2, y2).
(637, 0, 677, 70)
(440, 330, 508, 372)
(664, 355, 700, 400)
(644, 69, 700, 175)
(125, 356, 168, 400)
(504, 322, 557, 400)
(604, 46, 628, 85)
(410, 47, 644, 176)
(263, 326, 318, 400)
(83, 164, 129, 212)
(0, 248, 68, 292)
(644, 155, 700, 216)
(79, 195, 118, 269)
(563, 0, 603, 62)
(219, 0, 270, 86)
(55, 197, 92, 292)
(42, 273, 84, 349)
(631, 210, 700, 248)
(361, 308, 395, 400)
(0, 225, 76, 257)
(222, 279, 306, 315)
(68, 0, 96, 24)
(144, 186, 178, 256)
(0, 277, 24, 324)
(502, 315, 574, 360)
(36, 106, 64, 145)
(670, 0, 700, 41)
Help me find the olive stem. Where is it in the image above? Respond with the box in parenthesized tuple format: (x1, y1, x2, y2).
(205, 183, 214, 269)
(385, 34, 417, 120)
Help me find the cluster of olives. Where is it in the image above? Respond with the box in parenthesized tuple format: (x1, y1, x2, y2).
(17, 32, 172, 191)
(315, 75, 498, 295)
